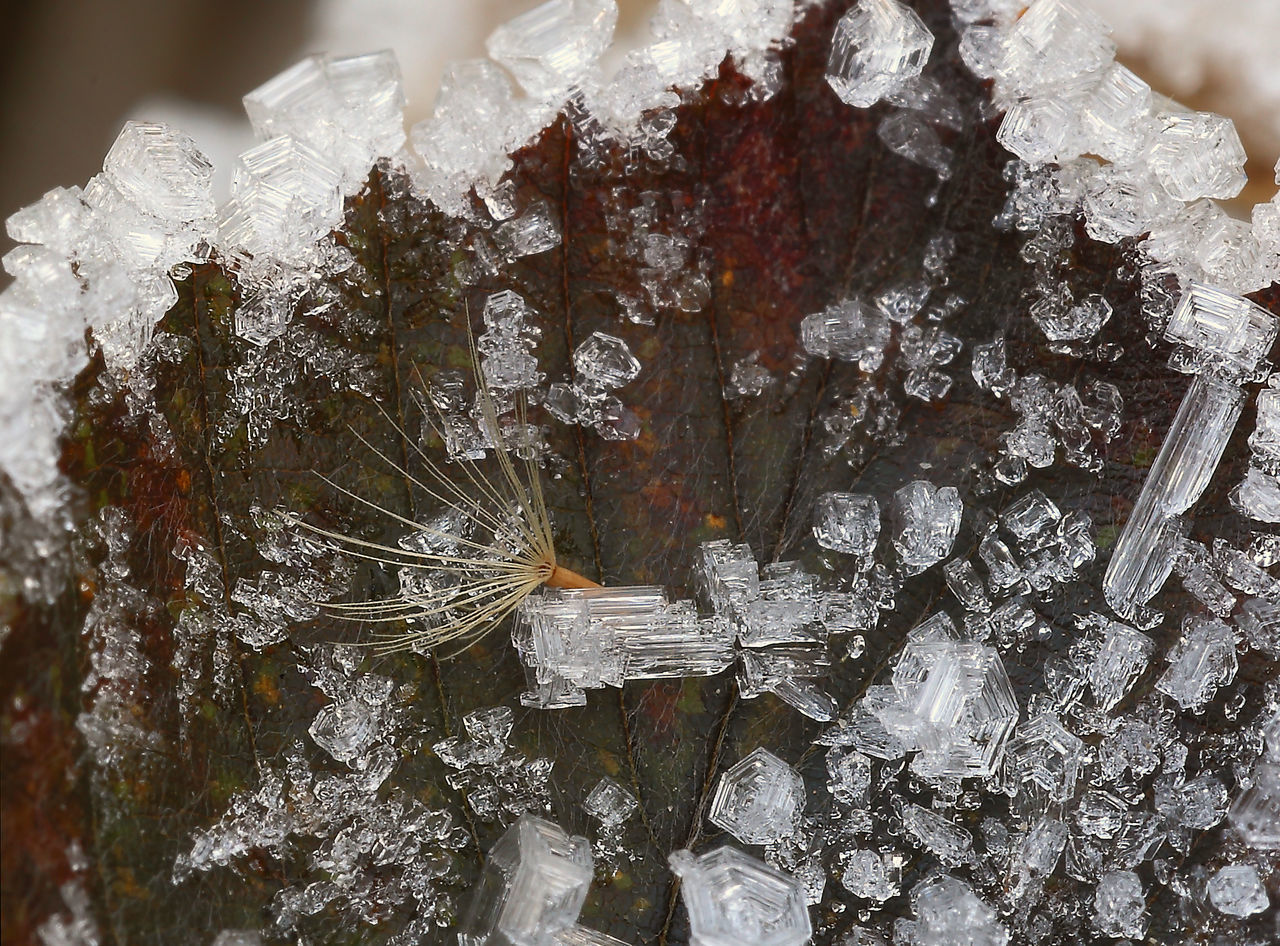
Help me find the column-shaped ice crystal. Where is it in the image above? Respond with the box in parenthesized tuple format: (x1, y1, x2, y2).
(459, 814, 593, 946)
(1103, 370, 1244, 619)
(799, 298, 892, 371)
(668, 846, 811, 946)
(826, 0, 934, 108)
(1165, 283, 1278, 380)
(813, 492, 880, 557)
(1155, 615, 1238, 713)
(513, 586, 735, 708)
(486, 0, 618, 102)
(1083, 620, 1154, 711)
(698, 540, 761, 613)
(709, 748, 805, 845)
(890, 481, 962, 574)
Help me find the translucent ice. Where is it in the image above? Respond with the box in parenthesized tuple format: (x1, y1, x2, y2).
(1103, 372, 1244, 616)
(890, 481, 962, 574)
(1147, 112, 1247, 203)
(583, 777, 638, 829)
(812, 492, 880, 557)
(1229, 762, 1280, 850)
(1155, 615, 1238, 713)
(799, 298, 892, 371)
(459, 814, 593, 946)
(709, 747, 805, 846)
(309, 698, 378, 763)
(1083, 620, 1154, 712)
(1234, 467, 1280, 523)
(1165, 283, 1278, 380)
(1003, 712, 1083, 802)
(221, 135, 343, 256)
(668, 845, 811, 946)
(896, 875, 1007, 946)
(877, 634, 1019, 779)
(826, 0, 932, 109)
(900, 804, 973, 867)
(995, 0, 1115, 100)
(486, 0, 618, 102)
(878, 110, 952, 180)
(1207, 864, 1269, 917)
(573, 332, 641, 392)
(103, 121, 215, 222)
(1091, 870, 1146, 939)
(243, 51, 406, 188)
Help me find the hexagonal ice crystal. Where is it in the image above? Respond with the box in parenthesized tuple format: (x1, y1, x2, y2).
(709, 747, 805, 845)
(995, 0, 1115, 98)
(486, 0, 618, 101)
(1148, 112, 1247, 202)
(668, 845, 811, 946)
(826, 0, 934, 109)
(890, 481, 962, 574)
(104, 121, 215, 222)
(459, 814, 593, 946)
(813, 492, 881, 557)
(1207, 864, 1269, 917)
(879, 636, 1019, 779)
(1003, 712, 1083, 802)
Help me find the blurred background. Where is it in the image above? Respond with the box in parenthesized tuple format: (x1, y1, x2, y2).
(2, 0, 1278, 259)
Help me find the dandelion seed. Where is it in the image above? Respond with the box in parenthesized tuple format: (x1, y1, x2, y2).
(299, 319, 598, 656)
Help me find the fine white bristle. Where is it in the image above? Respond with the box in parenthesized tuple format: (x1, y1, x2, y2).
(301, 321, 557, 656)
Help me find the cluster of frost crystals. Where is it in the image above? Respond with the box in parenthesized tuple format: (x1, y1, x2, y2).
(433, 706, 555, 823)
(942, 490, 1095, 647)
(478, 290, 546, 395)
(967, 0, 1279, 293)
(709, 747, 805, 846)
(668, 845, 811, 946)
(890, 481, 961, 575)
(36, 876, 100, 946)
(1, 121, 216, 514)
(826, 0, 934, 108)
(543, 331, 642, 441)
(486, 0, 618, 103)
(695, 541, 842, 722)
(1091, 870, 1146, 939)
(410, 59, 552, 216)
(458, 814, 593, 946)
(75, 507, 166, 771)
(513, 586, 734, 708)
(868, 614, 1020, 779)
(582, 776, 638, 866)
(243, 51, 405, 192)
(178, 741, 467, 939)
(894, 875, 1008, 946)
